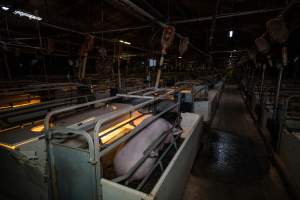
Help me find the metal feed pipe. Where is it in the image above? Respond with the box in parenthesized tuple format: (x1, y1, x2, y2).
(109, 0, 209, 57)
(170, 7, 284, 25)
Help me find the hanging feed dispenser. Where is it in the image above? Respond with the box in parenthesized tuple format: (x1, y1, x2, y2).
(155, 25, 175, 88)
(78, 35, 95, 80)
(266, 18, 289, 148)
(266, 17, 289, 45)
(161, 25, 175, 54)
(178, 37, 189, 56)
(266, 17, 289, 66)
(255, 36, 273, 67)
(255, 37, 270, 55)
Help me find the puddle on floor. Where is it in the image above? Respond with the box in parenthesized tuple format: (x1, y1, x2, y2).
(193, 130, 270, 184)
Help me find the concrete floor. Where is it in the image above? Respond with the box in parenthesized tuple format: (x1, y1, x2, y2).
(182, 85, 290, 200)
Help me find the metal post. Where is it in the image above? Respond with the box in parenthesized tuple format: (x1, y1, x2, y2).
(274, 46, 288, 120)
(148, 66, 151, 88)
(275, 46, 288, 151)
(251, 66, 255, 94)
(37, 19, 48, 82)
(273, 65, 283, 150)
(155, 54, 164, 88)
(118, 45, 122, 89)
(80, 52, 88, 80)
(259, 64, 267, 103)
(208, 0, 221, 50)
(2, 51, 12, 81)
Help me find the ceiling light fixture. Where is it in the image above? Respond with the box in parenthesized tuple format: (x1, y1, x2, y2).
(119, 40, 131, 45)
(178, 56, 182, 59)
(229, 30, 234, 38)
(13, 10, 42, 21)
(1, 6, 9, 11)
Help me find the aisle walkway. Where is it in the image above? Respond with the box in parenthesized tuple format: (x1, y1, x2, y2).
(182, 84, 290, 200)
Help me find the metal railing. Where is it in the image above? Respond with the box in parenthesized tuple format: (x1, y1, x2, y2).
(45, 93, 181, 194)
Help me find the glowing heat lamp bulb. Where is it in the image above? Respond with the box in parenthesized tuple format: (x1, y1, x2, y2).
(99, 124, 135, 144)
(14, 99, 40, 108)
(31, 122, 54, 133)
(31, 124, 45, 133)
(181, 89, 192, 94)
(98, 113, 150, 144)
(0, 98, 40, 110)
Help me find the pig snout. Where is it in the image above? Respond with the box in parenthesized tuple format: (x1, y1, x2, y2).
(113, 117, 172, 181)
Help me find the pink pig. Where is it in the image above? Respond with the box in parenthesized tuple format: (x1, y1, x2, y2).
(113, 117, 173, 181)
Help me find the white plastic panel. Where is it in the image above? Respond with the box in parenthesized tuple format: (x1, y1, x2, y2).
(194, 101, 210, 121)
(101, 179, 150, 200)
(150, 113, 202, 200)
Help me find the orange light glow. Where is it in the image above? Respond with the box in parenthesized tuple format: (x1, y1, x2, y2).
(0, 143, 16, 150)
(0, 98, 40, 110)
(99, 124, 135, 144)
(0, 137, 40, 150)
(30, 122, 54, 133)
(12, 99, 40, 108)
(1, 113, 150, 150)
(30, 124, 45, 133)
(98, 113, 150, 144)
(180, 90, 192, 93)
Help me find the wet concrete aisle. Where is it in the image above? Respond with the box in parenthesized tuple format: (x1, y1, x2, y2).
(182, 84, 290, 200)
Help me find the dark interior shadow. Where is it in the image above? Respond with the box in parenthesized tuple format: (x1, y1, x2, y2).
(192, 129, 270, 185)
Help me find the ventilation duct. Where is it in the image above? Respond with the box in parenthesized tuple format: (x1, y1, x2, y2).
(266, 17, 289, 44)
